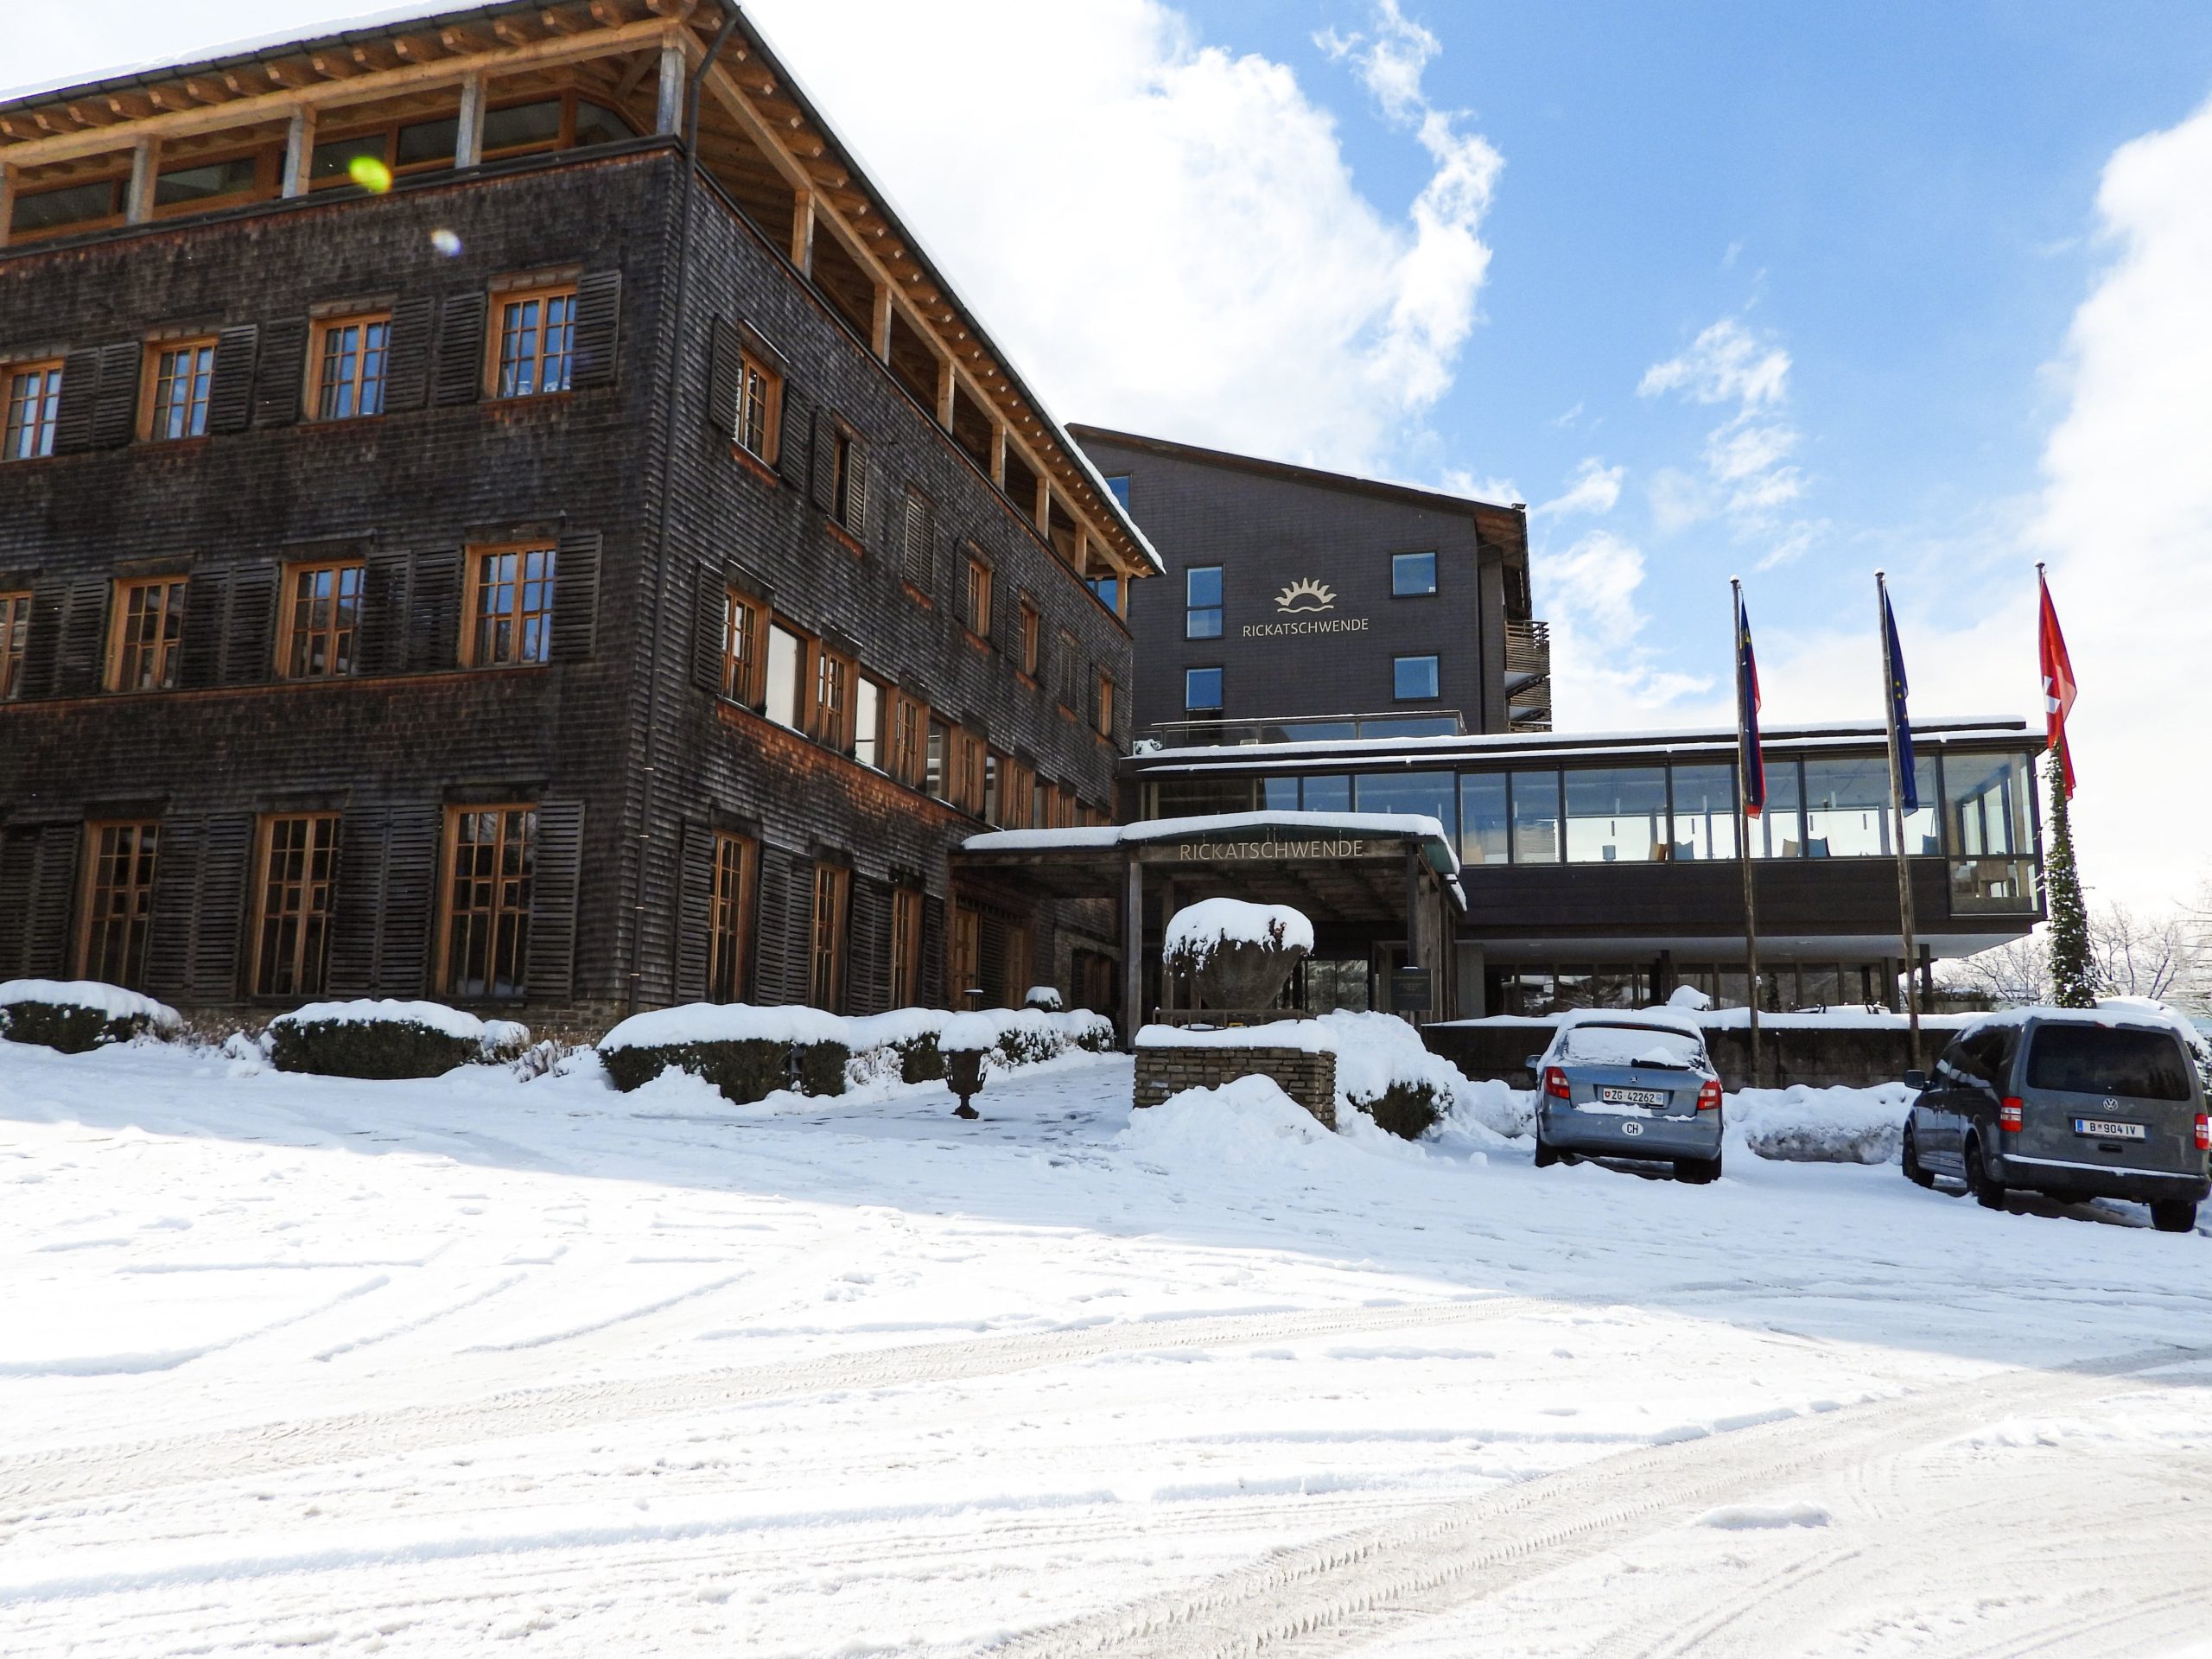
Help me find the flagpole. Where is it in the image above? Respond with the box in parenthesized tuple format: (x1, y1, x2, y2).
(1876, 570, 1922, 1052)
(1732, 577, 1762, 1083)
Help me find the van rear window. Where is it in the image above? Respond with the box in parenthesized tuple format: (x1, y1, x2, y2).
(2025, 1026, 2193, 1100)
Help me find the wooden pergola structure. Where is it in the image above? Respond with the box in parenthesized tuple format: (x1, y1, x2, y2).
(953, 817, 1465, 1049)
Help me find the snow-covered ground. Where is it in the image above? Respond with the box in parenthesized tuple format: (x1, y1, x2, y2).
(3, 1038, 2209, 1656)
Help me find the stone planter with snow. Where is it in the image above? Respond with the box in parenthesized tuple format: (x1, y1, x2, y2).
(267, 1001, 528, 1079)
(0, 980, 182, 1054)
(1163, 899, 1313, 1014)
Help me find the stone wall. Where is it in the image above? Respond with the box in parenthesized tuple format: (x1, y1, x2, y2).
(1134, 1045, 1338, 1128)
(1424, 1018, 1959, 1092)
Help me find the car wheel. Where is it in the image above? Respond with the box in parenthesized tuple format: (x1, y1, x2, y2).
(2150, 1198, 2199, 1234)
(1674, 1152, 1722, 1185)
(1534, 1136, 1559, 1169)
(1902, 1123, 1935, 1189)
(1962, 1135, 2005, 1211)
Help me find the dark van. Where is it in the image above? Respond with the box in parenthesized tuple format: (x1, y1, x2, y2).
(1903, 1009, 2209, 1232)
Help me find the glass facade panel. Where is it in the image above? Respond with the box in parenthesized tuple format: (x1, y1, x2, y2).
(1802, 756, 1891, 856)
(1945, 751, 2031, 857)
(1749, 757, 1803, 858)
(1153, 777, 1254, 817)
(1904, 754, 1941, 855)
(1184, 665, 1223, 711)
(155, 156, 258, 207)
(1669, 762, 1737, 859)
(1392, 550, 1437, 595)
(1564, 767, 1668, 863)
(1260, 777, 1300, 810)
(1299, 775, 1351, 812)
(1393, 653, 1440, 699)
(1355, 772, 1455, 840)
(1459, 772, 1509, 867)
(1510, 771, 1560, 863)
(482, 99, 563, 152)
(1185, 566, 1223, 639)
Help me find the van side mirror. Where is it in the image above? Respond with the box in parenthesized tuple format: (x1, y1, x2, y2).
(1903, 1069, 1927, 1092)
(1526, 1054, 1545, 1077)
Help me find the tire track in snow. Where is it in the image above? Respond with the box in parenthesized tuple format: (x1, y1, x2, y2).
(983, 1341, 2211, 1659)
(0, 1294, 1532, 1506)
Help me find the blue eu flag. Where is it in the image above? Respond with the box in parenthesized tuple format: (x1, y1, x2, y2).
(1884, 591, 1916, 810)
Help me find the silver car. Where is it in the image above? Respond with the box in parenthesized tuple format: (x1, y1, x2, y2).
(1903, 1007, 2209, 1232)
(1529, 1014, 1725, 1183)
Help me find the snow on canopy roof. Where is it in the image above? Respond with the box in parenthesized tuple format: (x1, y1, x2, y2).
(963, 810, 1459, 875)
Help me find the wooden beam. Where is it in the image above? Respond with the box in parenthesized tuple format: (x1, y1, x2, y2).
(543, 7, 594, 35)
(106, 92, 156, 120)
(1034, 473, 1052, 537)
(124, 137, 156, 224)
(351, 43, 401, 73)
(392, 34, 448, 65)
(0, 166, 14, 251)
(281, 105, 315, 197)
(308, 54, 361, 80)
(654, 36, 686, 134)
(454, 73, 485, 168)
(989, 422, 1007, 489)
(870, 283, 892, 362)
(65, 103, 119, 129)
(493, 16, 543, 47)
(789, 185, 814, 272)
(936, 355, 955, 431)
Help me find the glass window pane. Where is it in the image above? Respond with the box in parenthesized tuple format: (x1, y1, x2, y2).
(1904, 754, 1940, 855)
(1153, 777, 1253, 817)
(1669, 762, 1737, 860)
(1802, 756, 1891, 856)
(482, 99, 563, 151)
(312, 133, 388, 181)
(13, 179, 118, 232)
(1184, 665, 1222, 711)
(395, 115, 459, 168)
(572, 101, 632, 147)
(1459, 772, 1509, 867)
(1260, 776, 1300, 810)
(1355, 772, 1455, 839)
(853, 677, 881, 769)
(1185, 607, 1222, 639)
(1185, 566, 1222, 607)
(1944, 751, 2030, 858)
(1105, 474, 1132, 509)
(1394, 654, 1440, 699)
(1510, 771, 1560, 863)
(1748, 757, 1803, 858)
(1565, 767, 1669, 863)
(155, 156, 258, 206)
(764, 626, 801, 728)
(1392, 550, 1437, 595)
(1300, 775, 1351, 813)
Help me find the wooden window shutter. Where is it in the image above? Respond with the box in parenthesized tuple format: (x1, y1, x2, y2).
(753, 847, 814, 1007)
(325, 808, 385, 995)
(808, 408, 835, 510)
(220, 563, 278, 684)
(918, 893, 946, 1009)
(187, 816, 252, 1001)
(707, 317, 742, 442)
(434, 291, 488, 405)
(775, 384, 811, 488)
(549, 530, 601, 662)
(91, 341, 142, 448)
(691, 563, 725, 691)
(380, 296, 435, 412)
(207, 325, 259, 434)
(376, 805, 440, 995)
(358, 546, 413, 677)
(525, 800, 585, 1001)
(177, 566, 232, 689)
(0, 831, 37, 976)
(252, 317, 310, 426)
(138, 818, 199, 1001)
(5, 823, 82, 979)
(844, 439, 870, 543)
(407, 548, 461, 671)
(847, 875, 890, 1016)
(49, 576, 109, 697)
(569, 271, 621, 389)
(52, 347, 105, 454)
(674, 817, 715, 1003)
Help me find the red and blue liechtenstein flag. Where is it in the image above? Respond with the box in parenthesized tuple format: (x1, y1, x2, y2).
(1884, 588, 1916, 810)
(1735, 588, 1765, 817)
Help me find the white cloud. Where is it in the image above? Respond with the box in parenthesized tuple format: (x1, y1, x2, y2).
(1535, 457, 1624, 518)
(1639, 317, 1791, 407)
(739, 0, 1498, 474)
(1642, 314, 1812, 557)
(1540, 531, 1713, 722)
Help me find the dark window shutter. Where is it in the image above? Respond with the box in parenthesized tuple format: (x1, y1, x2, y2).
(569, 270, 621, 390)
(0, 831, 36, 977)
(325, 808, 385, 995)
(526, 800, 585, 1002)
(918, 893, 946, 1009)
(188, 816, 252, 1001)
(692, 563, 725, 692)
(408, 548, 461, 671)
(776, 384, 811, 487)
(92, 341, 142, 448)
(549, 529, 600, 663)
(221, 562, 278, 684)
(252, 317, 310, 427)
(380, 296, 434, 412)
(754, 847, 817, 1007)
(674, 817, 714, 1003)
(54, 576, 110, 696)
(844, 439, 871, 545)
(22, 823, 82, 979)
(147, 817, 203, 1001)
(707, 317, 741, 442)
(378, 805, 440, 995)
(207, 325, 258, 434)
(178, 565, 232, 689)
(53, 347, 104, 454)
(358, 546, 413, 677)
(848, 875, 889, 1016)
(434, 292, 487, 405)
(808, 408, 835, 510)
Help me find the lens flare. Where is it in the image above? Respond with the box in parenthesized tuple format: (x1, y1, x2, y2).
(429, 228, 463, 257)
(347, 156, 393, 194)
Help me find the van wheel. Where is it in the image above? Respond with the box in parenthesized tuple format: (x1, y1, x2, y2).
(2150, 1199, 2199, 1234)
(1963, 1136, 2005, 1211)
(1534, 1137, 1559, 1169)
(1902, 1123, 1935, 1189)
(1675, 1152, 1722, 1185)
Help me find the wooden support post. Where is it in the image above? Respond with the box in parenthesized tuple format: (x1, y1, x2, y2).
(454, 73, 485, 168)
(988, 421, 1007, 489)
(871, 283, 892, 362)
(1121, 855, 1144, 1052)
(0, 166, 13, 250)
(1034, 473, 1052, 537)
(281, 106, 315, 197)
(1158, 876, 1178, 1013)
(125, 137, 157, 223)
(790, 186, 814, 272)
(935, 355, 955, 431)
(655, 36, 686, 135)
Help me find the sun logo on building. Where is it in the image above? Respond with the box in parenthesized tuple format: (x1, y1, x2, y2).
(1274, 578, 1337, 613)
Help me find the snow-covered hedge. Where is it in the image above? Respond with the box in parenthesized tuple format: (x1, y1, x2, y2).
(0, 979, 182, 1054)
(1138, 1010, 1463, 1141)
(267, 1000, 531, 1080)
(1729, 1083, 1913, 1164)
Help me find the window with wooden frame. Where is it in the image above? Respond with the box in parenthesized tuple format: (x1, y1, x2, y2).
(79, 821, 159, 989)
(889, 691, 926, 786)
(108, 576, 187, 692)
(0, 591, 29, 701)
(309, 96, 635, 193)
(708, 830, 758, 1004)
(807, 862, 850, 1011)
(763, 620, 804, 728)
(4, 360, 63, 461)
(310, 314, 391, 422)
(441, 805, 536, 1000)
(996, 760, 1032, 830)
(924, 718, 950, 801)
(490, 286, 577, 399)
(1029, 776, 1047, 830)
(1094, 672, 1116, 740)
(280, 561, 365, 680)
(735, 348, 782, 463)
(854, 676, 885, 770)
(808, 643, 855, 750)
(830, 429, 869, 536)
(252, 813, 340, 998)
(1056, 630, 1082, 710)
(949, 906, 982, 1003)
(953, 729, 988, 816)
(900, 486, 934, 587)
(154, 146, 277, 218)
(1001, 926, 1033, 1010)
(143, 340, 217, 442)
(464, 544, 557, 668)
(983, 749, 1005, 824)
(963, 552, 993, 639)
(887, 887, 923, 1008)
(7, 172, 127, 243)
(719, 588, 766, 704)
(1018, 599, 1040, 678)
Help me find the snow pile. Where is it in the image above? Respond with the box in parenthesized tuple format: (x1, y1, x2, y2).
(1024, 984, 1063, 1011)
(0, 979, 182, 1029)
(1729, 1082, 1914, 1164)
(1122, 1075, 1344, 1170)
(601, 1001, 851, 1052)
(938, 1012, 1001, 1052)
(271, 999, 499, 1042)
(1668, 984, 1713, 1011)
(1447, 1076, 1535, 1141)
(1699, 1501, 1831, 1530)
(1140, 1011, 1473, 1141)
(1162, 898, 1315, 965)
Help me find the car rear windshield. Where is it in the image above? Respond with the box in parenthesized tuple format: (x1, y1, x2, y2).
(2024, 1026, 2194, 1100)
(1558, 1024, 1707, 1069)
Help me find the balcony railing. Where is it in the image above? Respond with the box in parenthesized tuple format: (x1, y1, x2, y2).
(1505, 618, 1551, 733)
(1141, 710, 1466, 749)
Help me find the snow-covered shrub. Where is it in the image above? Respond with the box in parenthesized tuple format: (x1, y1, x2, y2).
(268, 1000, 525, 1080)
(0, 979, 182, 1054)
(1318, 1010, 1465, 1141)
(1024, 984, 1063, 1012)
(938, 1010, 1001, 1055)
(598, 1003, 849, 1103)
(1730, 1083, 1912, 1164)
(1163, 898, 1313, 1010)
(893, 1031, 944, 1084)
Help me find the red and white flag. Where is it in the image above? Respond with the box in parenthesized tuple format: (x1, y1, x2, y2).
(2037, 566, 2077, 797)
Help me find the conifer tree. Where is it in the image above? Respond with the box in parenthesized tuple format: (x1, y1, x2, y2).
(2044, 742, 2098, 1007)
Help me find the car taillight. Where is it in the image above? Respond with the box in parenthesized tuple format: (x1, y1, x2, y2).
(1696, 1078, 1722, 1112)
(1542, 1066, 1571, 1101)
(2196, 1114, 2209, 1153)
(1999, 1097, 2024, 1133)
